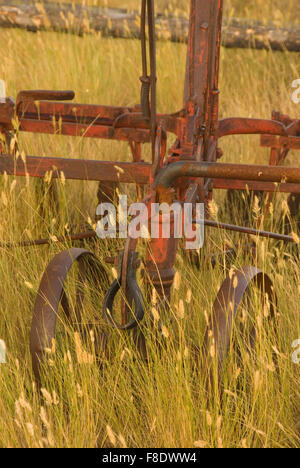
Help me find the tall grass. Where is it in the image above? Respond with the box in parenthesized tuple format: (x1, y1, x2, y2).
(0, 0, 299, 448)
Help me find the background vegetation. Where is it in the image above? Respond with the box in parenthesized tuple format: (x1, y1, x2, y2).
(47, 0, 300, 25)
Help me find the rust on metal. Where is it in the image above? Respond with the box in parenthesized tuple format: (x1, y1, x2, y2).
(204, 266, 276, 377)
(30, 248, 109, 385)
(0, 154, 152, 184)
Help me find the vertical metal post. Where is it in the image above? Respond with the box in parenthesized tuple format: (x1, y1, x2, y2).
(183, 0, 223, 154)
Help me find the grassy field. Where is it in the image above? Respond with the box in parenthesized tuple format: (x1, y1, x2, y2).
(0, 0, 299, 448)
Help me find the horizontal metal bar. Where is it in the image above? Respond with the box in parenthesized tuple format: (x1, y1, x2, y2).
(260, 135, 300, 150)
(19, 119, 151, 143)
(17, 101, 134, 121)
(212, 178, 300, 194)
(16, 90, 75, 105)
(154, 161, 300, 190)
(4, 222, 294, 250)
(199, 219, 296, 243)
(217, 118, 287, 138)
(0, 154, 151, 184)
(0, 230, 97, 249)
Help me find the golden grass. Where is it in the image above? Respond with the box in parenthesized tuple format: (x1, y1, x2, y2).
(0, 0, 299, 448)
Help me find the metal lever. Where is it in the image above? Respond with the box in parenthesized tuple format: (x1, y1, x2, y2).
(140, 0, 157, 141)
(102, 251, 145, 330)
(16, 90, 75, 107)
(140, 76, 151, 121)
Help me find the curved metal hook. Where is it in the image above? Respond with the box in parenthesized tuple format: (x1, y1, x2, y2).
(103, 251, 145, 330)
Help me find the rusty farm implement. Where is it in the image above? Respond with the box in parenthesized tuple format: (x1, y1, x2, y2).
(0, 0, 299, 385)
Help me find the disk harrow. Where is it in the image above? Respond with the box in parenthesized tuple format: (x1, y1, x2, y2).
(0, 0, 299, 385)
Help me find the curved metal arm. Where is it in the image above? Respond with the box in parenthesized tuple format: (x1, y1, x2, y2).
(153, 160, 300, 193)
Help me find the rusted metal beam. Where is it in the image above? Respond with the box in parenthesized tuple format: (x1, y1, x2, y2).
(154, 161, 300, 191)
(18, 119, 151, 143)
(212, 179, 300, 194)
(18, 100, 135, 121)
(0, 154, 151, 184)
(216, 118, 289, 138)
(261, 135, 300, 150)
